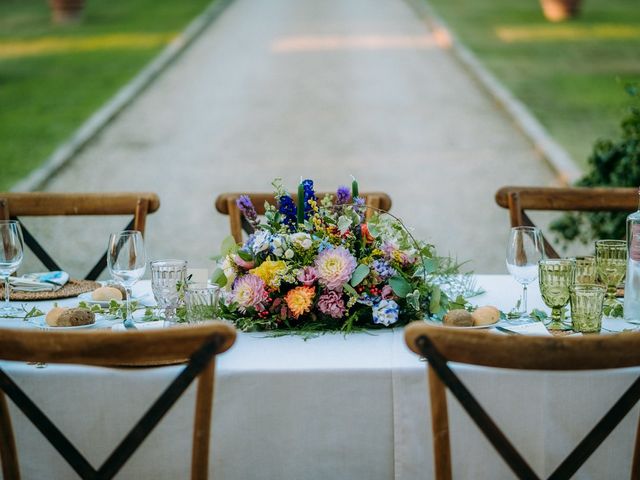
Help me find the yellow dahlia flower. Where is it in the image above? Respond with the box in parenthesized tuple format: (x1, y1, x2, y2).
(250, 260, 288, 289)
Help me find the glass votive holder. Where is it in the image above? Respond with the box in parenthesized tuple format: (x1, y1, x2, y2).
(186, 283, 219, 323)
(572, 255, 596, 285)
(570, 284, 606, 333)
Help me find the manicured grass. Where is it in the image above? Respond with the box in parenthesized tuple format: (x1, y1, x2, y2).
(424, 0, 640, 168)
(0, 0, 213, 190)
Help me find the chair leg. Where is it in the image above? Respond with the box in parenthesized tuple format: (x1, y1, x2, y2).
(133, 198, 150, 235)
(428, 365, 452, 480)
(0, 391, 20, 480)
(191, 359, 216, 480)
(507, 192, 524, 228)
(631, 411, 640, 480)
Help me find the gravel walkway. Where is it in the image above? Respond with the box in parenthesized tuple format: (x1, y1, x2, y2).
(23, 0, 555, 278)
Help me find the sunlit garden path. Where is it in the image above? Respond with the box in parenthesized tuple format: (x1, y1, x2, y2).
(36, 0, 555, 276)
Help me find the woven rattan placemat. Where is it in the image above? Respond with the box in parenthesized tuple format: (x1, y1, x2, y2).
(2, 279, 100, 301)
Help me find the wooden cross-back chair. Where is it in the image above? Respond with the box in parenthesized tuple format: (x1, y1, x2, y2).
(405, 322, 640, 480)
(495, 186, 638, 258)
(0, 192, 160, 280)
(0, 323, 236, 480)
(215, 192, 392, 243)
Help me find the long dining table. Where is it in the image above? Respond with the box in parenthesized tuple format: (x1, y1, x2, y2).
(1, 275, 638, 480)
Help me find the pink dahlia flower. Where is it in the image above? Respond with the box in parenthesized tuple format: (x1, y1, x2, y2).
(297, 266, 318, 286)
(314, 246, 357, 290)
(317, 290, 347, 318)
(232, 274, 269, 312)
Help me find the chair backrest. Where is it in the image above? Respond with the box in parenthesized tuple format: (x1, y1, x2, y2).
(0, 323, 236, 480)
(404, 322, 640, 480)
(215, 192, 393, 243)
(0, 192, 161, 280)
(495, 186, 637, 258)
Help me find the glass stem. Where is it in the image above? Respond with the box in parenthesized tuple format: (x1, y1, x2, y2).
(125, 286, 133, 321)
(522, 284, 528, 315)
(606, 286, 616, 305)
(3, 275, 9, 307)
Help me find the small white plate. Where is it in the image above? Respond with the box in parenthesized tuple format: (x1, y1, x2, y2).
(77, 292, 147, 307)
(426, 319, 499, 329)
(28, 317, 111, 331)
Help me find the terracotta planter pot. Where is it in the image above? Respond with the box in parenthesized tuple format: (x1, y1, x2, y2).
(49, 0, 85, 24)
(540, 0, 582, 21)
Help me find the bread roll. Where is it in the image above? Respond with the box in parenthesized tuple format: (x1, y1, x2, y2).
(443, 309, 473, 327)
(471, 306, 500, 326)
(45, 307, 68, 326)
(92, 286, 123, 301)
(54, 308, 95, 327)
(111, 284, 127, 299)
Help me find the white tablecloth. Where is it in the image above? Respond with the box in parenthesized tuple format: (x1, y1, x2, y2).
(1, 276, 638, 479)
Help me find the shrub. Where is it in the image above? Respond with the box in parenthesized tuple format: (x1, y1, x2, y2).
(550, 85, 640, 245)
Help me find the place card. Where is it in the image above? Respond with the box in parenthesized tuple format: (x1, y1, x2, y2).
(498, 322, 552, 336)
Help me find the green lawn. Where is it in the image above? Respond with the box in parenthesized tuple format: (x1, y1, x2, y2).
(423, 0, 640, 168)
(0, 0, 213, 190)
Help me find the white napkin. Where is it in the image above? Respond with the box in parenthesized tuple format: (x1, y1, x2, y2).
(9, 271, 69, 292)
(498, 322, 552, 336)
(112, 320, 166, 331)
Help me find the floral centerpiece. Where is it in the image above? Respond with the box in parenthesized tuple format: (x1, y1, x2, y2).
(212, 179, 465, 333)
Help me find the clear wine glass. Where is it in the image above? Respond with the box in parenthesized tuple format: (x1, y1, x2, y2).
(0, 221, 24, 317)
(151, 259, 187, 327)
(506, 226, 544, 323)
(108, 230, 146, 324)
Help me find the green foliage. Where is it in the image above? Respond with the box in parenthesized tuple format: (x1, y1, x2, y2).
(0, 0, 213, 190)
(426, 0, 640, 167)
(350, 264, 370, 287)
(603, 302, 624, 318)
(550, 85, 640, 245)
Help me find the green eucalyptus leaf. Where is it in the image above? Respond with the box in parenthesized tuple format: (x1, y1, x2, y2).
(337, 215, 352, 235)
(211, 267, 227, 288)
(429, 286, 442, 314)
(389, 275, 412, 298)
(220, 235, 238, 256)
(367, 223, 380, 238)
(422, 258, 438, 274)
(350, 264, 370, 287)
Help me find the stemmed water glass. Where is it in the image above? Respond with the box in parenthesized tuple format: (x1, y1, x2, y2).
(506, 226, 544, 322)
(595, 240, 626, 309)
(151, 260, 187, 327)
(0, 221, 24, 317)
(539, 258, 574, 330)
(108, 230, 146, 325)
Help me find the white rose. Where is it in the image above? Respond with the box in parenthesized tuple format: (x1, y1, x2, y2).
(284, 249, 294, 259)
(291, 233, 313, 250)
(273, 248, 283, 257)
(221, 256, 236, 290)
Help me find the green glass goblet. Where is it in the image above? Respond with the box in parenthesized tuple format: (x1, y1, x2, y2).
(570, 284, 606, 333)
(572, 255, 597, 285)
(595, 240, 626, 309)
(539, 259, 575, 331)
